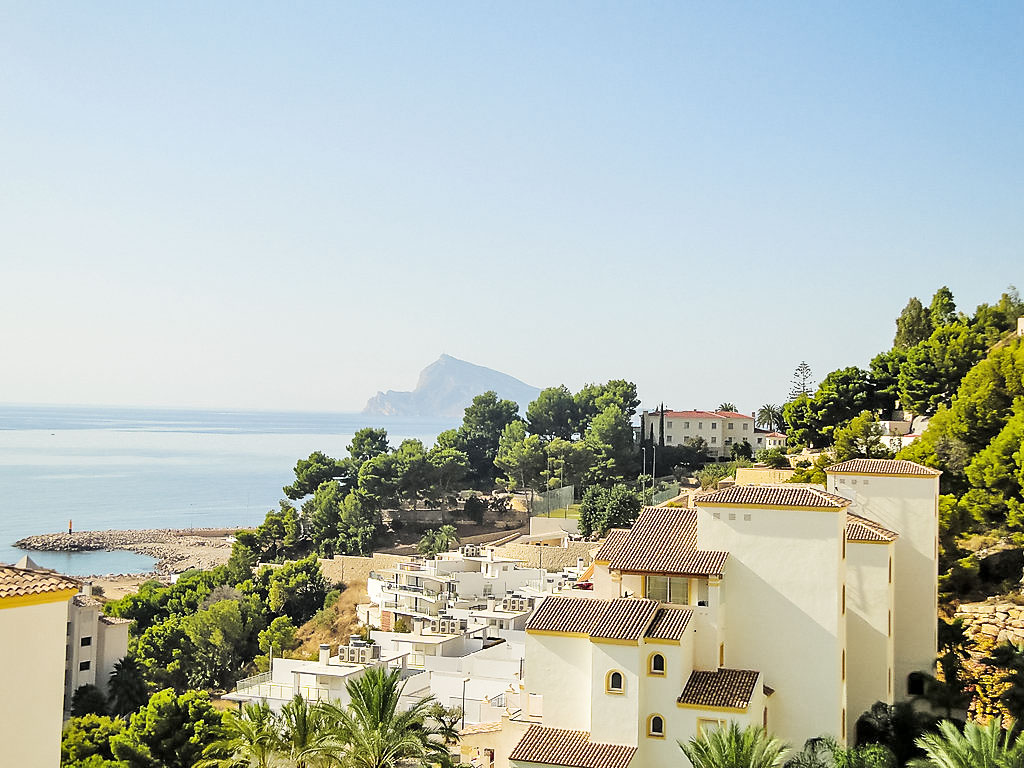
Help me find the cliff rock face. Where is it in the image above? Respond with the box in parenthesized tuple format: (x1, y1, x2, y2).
(362, 354, 540, 418)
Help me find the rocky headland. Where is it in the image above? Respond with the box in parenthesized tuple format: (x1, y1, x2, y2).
(14, 528, 238, 576)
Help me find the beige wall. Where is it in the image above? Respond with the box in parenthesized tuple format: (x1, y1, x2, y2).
(734, 467, 796, 485)
(828, 472, 939, 700)
(492, 541, 596, 572)
(0, 595, 74, 767)
(318, 553, 412, 587)
(846, 541, 895, 738)
(523, 633, 594, 731)
(696, 502, 847, 745)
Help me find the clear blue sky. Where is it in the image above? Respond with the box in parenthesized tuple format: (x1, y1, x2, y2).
(1, 2, 1021, 415)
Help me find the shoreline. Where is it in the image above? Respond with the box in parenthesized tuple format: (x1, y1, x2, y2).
(14, 527, 242, 577)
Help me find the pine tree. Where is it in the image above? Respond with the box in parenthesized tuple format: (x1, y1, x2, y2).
(788, 362, 814, 400)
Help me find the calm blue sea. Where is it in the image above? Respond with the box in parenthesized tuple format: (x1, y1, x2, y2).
(0, 405, 457, 576)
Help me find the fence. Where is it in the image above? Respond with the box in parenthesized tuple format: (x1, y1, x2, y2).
(651, 482, 681, 506)
(530, 485, 574, 517)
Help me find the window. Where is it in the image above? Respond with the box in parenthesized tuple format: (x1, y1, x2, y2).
(667, 421, 672, 428)
(648, 653, 666, 676)
(646, 575, 689, 605)
(683, 421, 690, 429)
(719, 643, 725, 666)
(711, 437, 717, 444)
(907, 672, 926, 696)
(647, 714, 665, 738)
(666, 436, 672, 443)
(757, 438, 763, 444)
(79, 661, 90, 671)
(728, 422, 734, 430)
(743, 423, 749, 431)
(711, 422, 718, 429)
(725, 437, 732, 445)
(81, 636, 92, 647)
(606, 670, 625, 694)
(842, 650, 846, 680)
(698, 422, 703, 429)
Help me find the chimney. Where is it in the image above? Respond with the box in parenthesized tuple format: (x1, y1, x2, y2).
(319, 644, 330, 665)
(487, 596, 497, 612)
(576, 558, 584, 571)
(82, 581, 93, 597)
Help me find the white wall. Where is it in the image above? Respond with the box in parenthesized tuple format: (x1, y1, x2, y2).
(0, 598, 73, 767)
(828, 472, 938, 700)
(846, 541, 895, 738)
(590, 641, 642, 745)
(523, 633, 593, 731)
(696, 502, 847, 744)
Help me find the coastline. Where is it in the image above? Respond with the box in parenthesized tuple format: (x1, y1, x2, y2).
(14, 527, 240, 577)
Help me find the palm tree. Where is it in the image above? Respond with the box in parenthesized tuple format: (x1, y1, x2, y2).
(757, 404, 784, 431)
(107, 655, 150, 716)
(718, 402, 738, 413)
(320, 666, 445, 768)
(785, 736, 895, 768)
(197, 700, 280, 768)
(279, 695, 332, 768)
(679, 722, 789, 768)
(911, 718, 1024, 768)
(428, 702, 464, 749)
(436, 524, 459, 552)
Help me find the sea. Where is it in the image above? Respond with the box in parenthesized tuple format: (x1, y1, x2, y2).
(0, 405, 457, 576)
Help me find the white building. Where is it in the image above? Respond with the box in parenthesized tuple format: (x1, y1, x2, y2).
(366, 545, 562, 631)
(466, 458, 938, 768)
(66, 582, 131, 709)
(0, 563, 79, 767)
(639, 409, 757, 458)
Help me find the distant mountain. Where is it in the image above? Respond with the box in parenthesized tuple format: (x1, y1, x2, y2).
(362, 354, 540, 419)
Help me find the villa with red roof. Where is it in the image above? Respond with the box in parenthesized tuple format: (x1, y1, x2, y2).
(639, 408, 775, 458)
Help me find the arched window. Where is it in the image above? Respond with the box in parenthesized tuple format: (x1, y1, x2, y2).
(648, 652, 666, 676)
(606, 670, 624, 694)
(647, 714, 665, 738)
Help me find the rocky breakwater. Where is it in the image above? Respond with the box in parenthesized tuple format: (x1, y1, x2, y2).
(15, 528, 237, 575)
(954, 600, 1024, 648)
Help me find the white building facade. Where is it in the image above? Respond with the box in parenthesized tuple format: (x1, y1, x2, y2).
(639, 409, 757, 458)
(470, 459, 938, 768)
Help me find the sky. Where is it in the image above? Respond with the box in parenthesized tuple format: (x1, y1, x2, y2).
(1, 2, 1022, 416)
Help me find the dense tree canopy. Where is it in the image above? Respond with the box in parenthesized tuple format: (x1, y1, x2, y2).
(526, 385, 577, 439)
(898, 323, 986, 416)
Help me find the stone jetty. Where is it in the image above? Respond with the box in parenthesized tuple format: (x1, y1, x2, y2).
(14, 528, 238, 575)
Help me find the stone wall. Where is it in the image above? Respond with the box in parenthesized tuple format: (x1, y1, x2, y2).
(954, 600, 1024, 647)
(491, 540, 600, 572)
(318, 553, 412, 588)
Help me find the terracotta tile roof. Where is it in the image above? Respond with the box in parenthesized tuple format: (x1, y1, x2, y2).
(827, 459, 941, 476)
(695, 485, 850, 509)
(99, 614, 132, 626)
(651, 410, 753, 420)
(645, 608, 693, 641)
(846, 513, 898, 543)
(608, 508, 728, 577)
(678, 668, 761, 710)
(591, 599, 659, 641)
(509, 726, 636, 768)
(594, 529, 630, 562)
(0, 565, 79, 600)
(527, 597, 609, 635)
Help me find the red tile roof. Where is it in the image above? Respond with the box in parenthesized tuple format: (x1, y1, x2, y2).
(591, 599, 659, 641)
(594, 529, 630, 562)
(651, 410, 753, 420)
(608, 507, 728, 577)
(827, 459, 940, 476)
(678, 668, 761, 710)
(695, 485, 850, 509)
(526, 597, 608, 635)
(509, 726, 636, 768)
(0, 565, 79, 601)
(645, 608, 693, 641)
(846, 513, 898, 543)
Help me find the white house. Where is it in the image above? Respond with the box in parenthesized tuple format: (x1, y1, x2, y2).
(0, 563, 79, 767)
(466, 458, 937, 768)
(639, 409, 757, 458)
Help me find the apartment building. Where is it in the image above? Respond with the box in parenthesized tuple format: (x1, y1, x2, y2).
(65, 582, 131, 709)
(639, 409, 757, 458)
(466, 458, 937, 768)
(0, 563, 79, 767)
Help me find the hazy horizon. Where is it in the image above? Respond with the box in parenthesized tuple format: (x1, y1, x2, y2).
(3, 3, 1021, 417)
